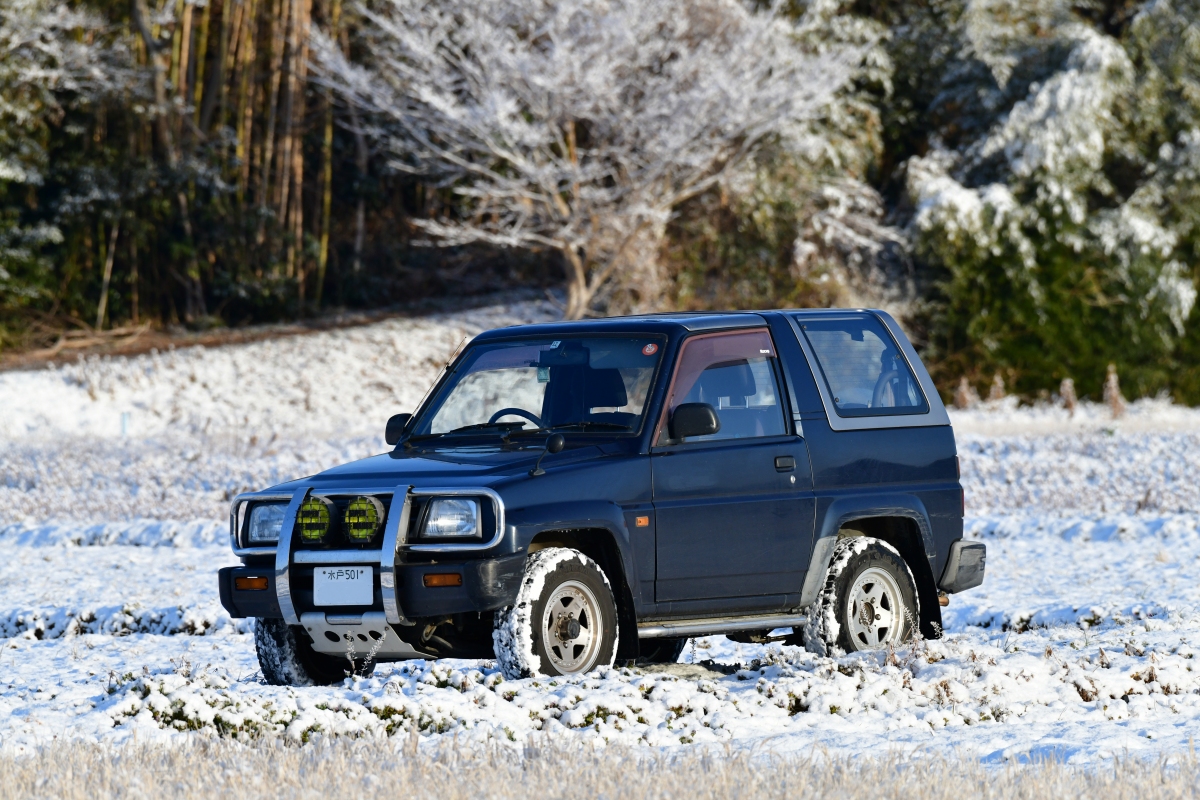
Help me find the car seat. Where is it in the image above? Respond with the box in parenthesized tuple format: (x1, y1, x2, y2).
(688, 360, 769, 439)
(541, 365, 633, 428)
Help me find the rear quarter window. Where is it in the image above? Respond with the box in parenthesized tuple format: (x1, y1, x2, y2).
(797, 316, 928, 417)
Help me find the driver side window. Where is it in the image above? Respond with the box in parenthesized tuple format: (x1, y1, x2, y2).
(659, 329, 786, 444)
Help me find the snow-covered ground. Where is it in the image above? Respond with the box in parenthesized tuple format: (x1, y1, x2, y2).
(2, 301, 1200, 763)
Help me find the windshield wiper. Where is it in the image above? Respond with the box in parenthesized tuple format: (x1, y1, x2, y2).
(408, 422, 524, 442)
(446, 422, 526, 434)
(550, 421, 632, 432)
(507, 426, 552, 438)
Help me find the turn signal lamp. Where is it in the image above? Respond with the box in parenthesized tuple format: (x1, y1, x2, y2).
(296, 496, 333, 542)
(344, 496, 385, 542)
(235, 576, 269, 591)
(423, 573, 463, 588)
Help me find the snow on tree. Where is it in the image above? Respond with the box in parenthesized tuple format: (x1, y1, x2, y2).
(893, 0, 1200, 396)
(316, 0, 859, 318)
(0, 0, 135, 313)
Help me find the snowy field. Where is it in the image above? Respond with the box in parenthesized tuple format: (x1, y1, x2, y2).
(3, 300, 1200, 764)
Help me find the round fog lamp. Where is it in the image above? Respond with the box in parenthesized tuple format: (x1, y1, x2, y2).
(296, 496, 333, 542)
(344, 496, 384, 542)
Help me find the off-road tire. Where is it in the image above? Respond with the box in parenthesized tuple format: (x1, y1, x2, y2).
(254, 618, 376, 686)
(493, 548, 619, 679)
(637, 637, 687, 665)
(803, 537, 919, 656)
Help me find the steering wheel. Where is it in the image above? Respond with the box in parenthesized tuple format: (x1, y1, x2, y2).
(488, 407, 543, 427)
(871, 369, 901, 409)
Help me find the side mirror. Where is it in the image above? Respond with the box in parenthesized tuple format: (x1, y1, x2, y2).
(669, 403, 720, 440)
(385, 413, 412, 446)
(530, 433, 566, 477)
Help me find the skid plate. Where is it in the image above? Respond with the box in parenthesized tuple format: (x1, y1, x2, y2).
(300, 611, 426, 660)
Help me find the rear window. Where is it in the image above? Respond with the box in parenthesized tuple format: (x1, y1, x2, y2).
(796, 316, 928, 417)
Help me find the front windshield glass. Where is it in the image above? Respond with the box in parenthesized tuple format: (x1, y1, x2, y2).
(413, 336, 666, 438)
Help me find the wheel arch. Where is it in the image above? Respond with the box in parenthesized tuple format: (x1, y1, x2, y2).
(802, 495, 943, 638)
(527, 527, 640, 661)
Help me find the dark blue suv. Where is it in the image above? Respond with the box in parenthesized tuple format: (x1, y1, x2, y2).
(219, 310, 985, 685)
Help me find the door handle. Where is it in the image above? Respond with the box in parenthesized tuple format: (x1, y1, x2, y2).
(774, 456, 795, 472)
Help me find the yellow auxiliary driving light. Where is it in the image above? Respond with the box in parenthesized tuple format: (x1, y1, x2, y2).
(344, 496, 385, 542)
(296, 496, 333, 542)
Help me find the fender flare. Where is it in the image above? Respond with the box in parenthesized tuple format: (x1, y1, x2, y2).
(509, 499, 633, 551)
(799, 494, 937, 608)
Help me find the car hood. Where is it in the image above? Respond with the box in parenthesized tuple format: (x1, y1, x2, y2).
(264, 442, 617, 495)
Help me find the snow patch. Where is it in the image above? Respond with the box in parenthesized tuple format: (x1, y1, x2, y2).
(0, 519, 226, 548)
(0, 603, 244, 640)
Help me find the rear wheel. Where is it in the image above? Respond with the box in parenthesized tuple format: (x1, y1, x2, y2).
(803, 537, 919, 656)
(254, 618, 376, 686)
(493, 548, 619, 678)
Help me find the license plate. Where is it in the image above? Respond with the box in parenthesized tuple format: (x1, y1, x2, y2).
(313, 566, 373, 606)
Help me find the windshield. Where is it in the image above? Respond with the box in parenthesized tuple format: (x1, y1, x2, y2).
(413, 336, 665, 439)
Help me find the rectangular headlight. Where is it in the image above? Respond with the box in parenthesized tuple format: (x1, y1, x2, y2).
(422, 498, 480, 538)
(247, 503, 287, 544)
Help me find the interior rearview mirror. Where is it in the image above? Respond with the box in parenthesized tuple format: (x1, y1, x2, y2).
(669, 403, 720, 440)
(385, 413, 412, 446)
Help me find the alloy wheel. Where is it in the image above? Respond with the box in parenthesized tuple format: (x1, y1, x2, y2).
(540, 579, 604, 674)
(845, 565, 906, 649)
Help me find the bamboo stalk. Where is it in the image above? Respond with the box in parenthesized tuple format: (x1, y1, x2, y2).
(235, 0, 258, 199)
(279, 0, 312, 280)
(314, 0, 342, 307)
(248, 2, 267, 203)
(206, 0, 238, 133)
(191, 0, 210, 121)
(342, 27, 367, 274)
(275, 0, 299, 224)
(258, 0, 289, 213)
(169, 0, 185, 92)
(177, 0, 193, 100)
(291, 141, 304, 295)
(129, 234, 139, 326)
(177, 0, 194, 150)
(96, 220, 121, 331)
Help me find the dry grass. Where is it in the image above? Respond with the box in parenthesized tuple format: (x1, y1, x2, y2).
(2, 737, 1198, 799)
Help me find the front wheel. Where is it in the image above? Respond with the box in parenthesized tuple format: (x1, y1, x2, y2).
(802, 537, 919, 656)
(254, 618, 376, 686)
(493, 548, 619, 678)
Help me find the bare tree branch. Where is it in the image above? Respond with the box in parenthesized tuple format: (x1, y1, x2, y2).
(315, 0, 859, 317)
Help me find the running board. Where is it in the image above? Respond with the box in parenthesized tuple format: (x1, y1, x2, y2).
(637, 613, 808, 639)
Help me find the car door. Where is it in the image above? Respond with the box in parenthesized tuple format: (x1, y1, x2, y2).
(651, 328, 816, 605)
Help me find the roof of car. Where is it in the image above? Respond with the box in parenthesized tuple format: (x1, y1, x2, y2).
(472, 309, 887, 341)
(472, 311, 770, 340)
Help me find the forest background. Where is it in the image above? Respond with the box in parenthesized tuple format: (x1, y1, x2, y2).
(2, 0, 1199, 404)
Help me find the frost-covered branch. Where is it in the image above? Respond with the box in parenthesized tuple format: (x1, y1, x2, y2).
(316, 0, 858, 317)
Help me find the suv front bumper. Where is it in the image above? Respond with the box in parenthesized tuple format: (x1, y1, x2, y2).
(218, 554, 525, 621)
